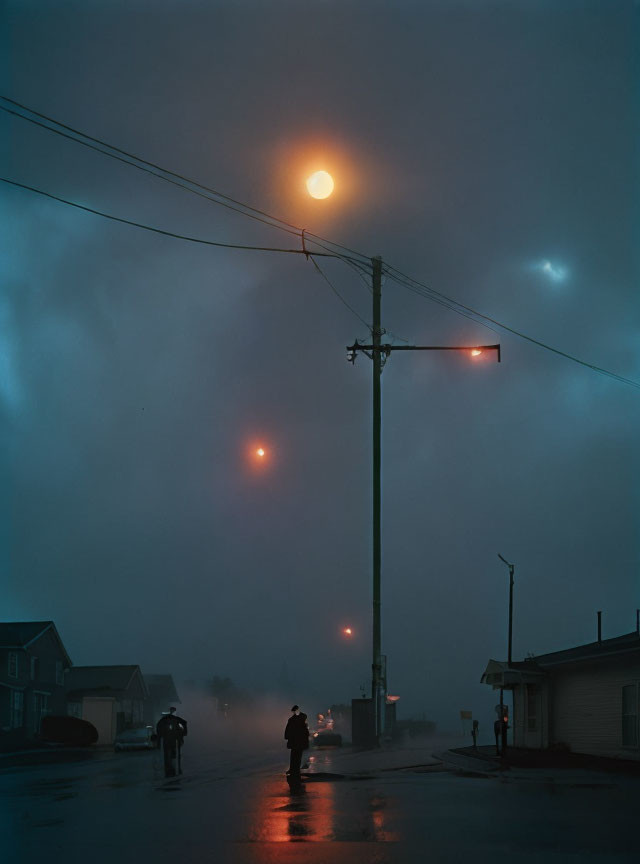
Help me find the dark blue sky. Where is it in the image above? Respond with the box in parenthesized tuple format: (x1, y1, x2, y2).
(2, 0, 638, 727)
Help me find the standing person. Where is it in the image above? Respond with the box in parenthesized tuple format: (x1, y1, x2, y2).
(284, 705, 309, 782)
(156, 706, 188, 777)
(471, 719, 479, 749)
(493, 717, 501, 757)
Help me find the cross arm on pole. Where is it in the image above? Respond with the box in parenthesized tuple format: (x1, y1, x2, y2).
(347, 341, 501, 364)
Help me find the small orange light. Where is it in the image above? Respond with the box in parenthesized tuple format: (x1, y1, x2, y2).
(256, 448, 265, 457)
(471, 349, 482, 357)
(344, 627, 353, 636)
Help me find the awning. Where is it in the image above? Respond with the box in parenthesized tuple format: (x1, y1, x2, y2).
(480, 659, 545, 689)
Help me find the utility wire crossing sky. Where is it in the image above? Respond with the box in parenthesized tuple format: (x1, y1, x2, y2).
(1, 95, 638, 391)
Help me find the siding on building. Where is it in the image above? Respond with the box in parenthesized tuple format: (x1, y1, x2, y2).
(512, 682, 549, 749)
(550, 655, 640, 761)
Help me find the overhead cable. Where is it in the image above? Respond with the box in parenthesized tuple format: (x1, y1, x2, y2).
(1, 175, 372, 330)
(0, 176, 339, 258)
(0, 95, 370, 264)
(384, 265, 640, 390)
(309, 256, 371, 330)
(3, 96, 637, 389)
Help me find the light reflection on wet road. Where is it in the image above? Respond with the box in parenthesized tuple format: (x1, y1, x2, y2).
(2, 747, 638, 863)
(246, 775, 399, 843)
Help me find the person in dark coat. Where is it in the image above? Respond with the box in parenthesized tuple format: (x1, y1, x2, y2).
(284, 705, 309, 781)
(156, 706, 188, 777)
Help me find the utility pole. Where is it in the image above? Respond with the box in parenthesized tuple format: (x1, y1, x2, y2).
(498, 553, 515, 752)
(498, 554, 515, 665)
(348, 258, 501, 747)
(372, 256, 383, 745)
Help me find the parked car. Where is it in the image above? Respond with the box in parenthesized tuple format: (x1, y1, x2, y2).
(312, 730, 342, 747)
(41, 715, 98, 746)
(114, 726, 156, 751)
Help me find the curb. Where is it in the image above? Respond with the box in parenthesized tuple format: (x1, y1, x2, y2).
(432, 750, 502, 775)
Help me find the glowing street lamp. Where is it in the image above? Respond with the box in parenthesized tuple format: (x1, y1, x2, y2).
(306, 170, 335, 200)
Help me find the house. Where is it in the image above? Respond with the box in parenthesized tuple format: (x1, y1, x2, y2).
(66, 665, 149, 746)
(481, 629, 640, 761)
(0, 621, 72, 750)
(143, 673, 181, 726)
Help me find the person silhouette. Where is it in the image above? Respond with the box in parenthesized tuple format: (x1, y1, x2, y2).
(156, 706, 188, 777)
(284, 705, 309, 784)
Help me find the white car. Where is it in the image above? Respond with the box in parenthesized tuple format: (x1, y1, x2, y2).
(114, 726, 155, 751)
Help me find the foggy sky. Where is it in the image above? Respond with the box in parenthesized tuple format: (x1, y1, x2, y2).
(2, 0, 638, 728)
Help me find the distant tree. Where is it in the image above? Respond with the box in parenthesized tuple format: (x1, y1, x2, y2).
(208, 675, 253, 713)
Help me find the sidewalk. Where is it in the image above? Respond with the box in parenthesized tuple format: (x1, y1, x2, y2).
(305, 741, 454, 778)
(438, 744, 640, 780)
(0, 745, 114, 771)
(305, 741, 640, 782)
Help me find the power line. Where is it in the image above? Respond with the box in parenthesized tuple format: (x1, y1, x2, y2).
(0, 102, 302, 239)
(0, 95, 371, 264)
(384, 267, 503, 336)
(3, 95, 637, 389)
(309, 256, 371, 330)
(384, 265, 640, 390)
(1, 175, 372, 330)
(0, 176, 335, 257)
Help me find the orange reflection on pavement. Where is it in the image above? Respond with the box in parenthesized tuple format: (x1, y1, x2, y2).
(370, 795, 399, 842)
(250, 777, 336, 842)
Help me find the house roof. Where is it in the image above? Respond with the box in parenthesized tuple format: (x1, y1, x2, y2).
(143, 674, 181, 705)
(66, 665, 148, 698)
(528, 631, 640, 668)
(0, 621, 72, 666)
(482, 631, 640, 686)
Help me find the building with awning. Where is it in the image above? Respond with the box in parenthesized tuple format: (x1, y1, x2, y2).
(481, 629, 640, 760)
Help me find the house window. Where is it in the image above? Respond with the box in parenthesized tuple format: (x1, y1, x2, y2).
(622, 684, 638, 747)
(526, 684, 539, 732)
(8, 652, 18, 679)
(30, 656, 39, 681)
(10, 691, 24, 729)
(55, 661, 64, 686)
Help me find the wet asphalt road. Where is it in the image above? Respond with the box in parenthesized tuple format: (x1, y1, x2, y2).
(3, 745, 638, 863)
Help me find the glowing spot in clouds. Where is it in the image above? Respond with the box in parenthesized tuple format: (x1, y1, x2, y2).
(538, 260, 567, 283)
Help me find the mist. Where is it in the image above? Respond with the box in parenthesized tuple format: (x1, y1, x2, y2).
(2, 0, 638, 734)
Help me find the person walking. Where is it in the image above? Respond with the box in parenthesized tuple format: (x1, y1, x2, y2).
(156, 706, 188, 777)
(284, 705, 309, 783)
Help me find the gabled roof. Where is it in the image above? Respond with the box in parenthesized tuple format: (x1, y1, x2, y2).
(143, 674, 181, 705)
(0, 621, 72, 666)
(66, 665, 149, 698)
(529, 631, 640, 668)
